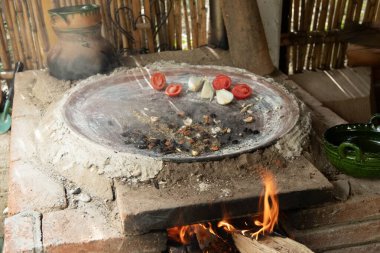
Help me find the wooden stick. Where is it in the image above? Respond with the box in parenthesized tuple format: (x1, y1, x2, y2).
(233, 233, 314, 253)
(189, 0, 198, 48)
(143, 0, 155, 53)
(0, 12, 11, 70)
(183, 0, 191, 49)
(174, 0, 182, 50)
(14, 0, 33, 69)
(154, 0, 166, 50)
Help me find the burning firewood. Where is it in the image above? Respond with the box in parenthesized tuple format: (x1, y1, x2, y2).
(232, 233, 314, 253)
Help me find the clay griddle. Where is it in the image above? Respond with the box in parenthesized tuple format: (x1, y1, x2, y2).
(63, 65, 299, 162)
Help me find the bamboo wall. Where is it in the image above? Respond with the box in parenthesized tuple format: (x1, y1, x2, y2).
(0, 0, 208, 71)
(285, 0, 380, 73)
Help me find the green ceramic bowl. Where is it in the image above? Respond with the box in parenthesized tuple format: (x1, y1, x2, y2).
(324, 114, 380, 178)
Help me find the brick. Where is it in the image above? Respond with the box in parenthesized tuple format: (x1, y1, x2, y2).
(116, 156, 332, 235)
(43, 208, 166, 253)
(284, 195, 380, 230)
(290, 220, 380, 252)
(3, 211, 42, 253)
(8, 161, 67, 215)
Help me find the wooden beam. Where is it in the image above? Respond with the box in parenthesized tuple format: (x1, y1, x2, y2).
(221, 0, 274, 75)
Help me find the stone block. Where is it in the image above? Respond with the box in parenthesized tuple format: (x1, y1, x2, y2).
(42, 208, 167, 253)
(115, 156, 332, 235)
(8, 161, 67, 215)
(3, 211, 42, 253)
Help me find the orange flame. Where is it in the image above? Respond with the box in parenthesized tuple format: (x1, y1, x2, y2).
(167, 171, 279, 244)
(167, 225, 193, 244)
(251, 171, 279, 239)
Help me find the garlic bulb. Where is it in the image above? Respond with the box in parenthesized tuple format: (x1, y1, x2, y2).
(200, 79, 214, 100)
(188, 76, 204, 92)
(216, 89, 234, 105)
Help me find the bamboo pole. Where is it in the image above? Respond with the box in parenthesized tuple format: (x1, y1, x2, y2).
(174, 0, 182, 50)
(2, 0, 19, 64)
(117, 0, 129, 52)
(331, 0, 346, 68)
(198, 0, 207, 46)
(154, 0, 166, 50)
(131, 0, 142, 51)
(312, 0, 328, 69)
(29, 0, 50, 58)
(4, 0, 25, 65)
(321, 0, 335, 69)
(298, 0, 315, 72)
(183, 0, 191, 49)
(20, 0, 40, 69)
(0, 12, 11, 71)
(24, 0, 47, 68)
(353, 0, 363, 23)
(167, 0, 175, 49)
(189, 0, 198, 48)
(110, 0, 118, 49)
(143, 0, 155, 53)
(337, 0, 355, 67)
(363, 0, 376, 23)
(292, 0, 300, 73)
(13, 0, 33, 69)
(307, 0, 322, 70)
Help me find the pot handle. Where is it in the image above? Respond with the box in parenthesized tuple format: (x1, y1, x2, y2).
(338, 142, 363, 162)
(369, 114, 380, 128)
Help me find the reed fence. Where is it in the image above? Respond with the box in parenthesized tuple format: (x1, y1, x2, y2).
(283, 0, 380, 74)
(0, 0, 208, 71)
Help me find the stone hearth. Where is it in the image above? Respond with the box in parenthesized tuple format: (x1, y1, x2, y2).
(4, 55, 334, 252)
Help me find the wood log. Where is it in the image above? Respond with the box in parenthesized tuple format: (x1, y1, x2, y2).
(233, 233, 314, 253)
(221, 0, 274, 75)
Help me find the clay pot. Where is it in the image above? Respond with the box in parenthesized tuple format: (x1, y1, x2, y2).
(47, 4, 117, 80)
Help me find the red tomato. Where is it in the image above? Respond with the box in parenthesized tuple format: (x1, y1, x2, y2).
(150, 72, 166, 90)
(231, 84, 252, 100)
(212, 74, 232, 90)
(165, 84, 182, 97)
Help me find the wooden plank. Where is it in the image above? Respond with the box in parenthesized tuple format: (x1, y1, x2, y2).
(233, 233, 313, 253)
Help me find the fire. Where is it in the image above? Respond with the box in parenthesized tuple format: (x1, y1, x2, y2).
(251, 171, 279, 239)
(168, 171, 279, 244)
